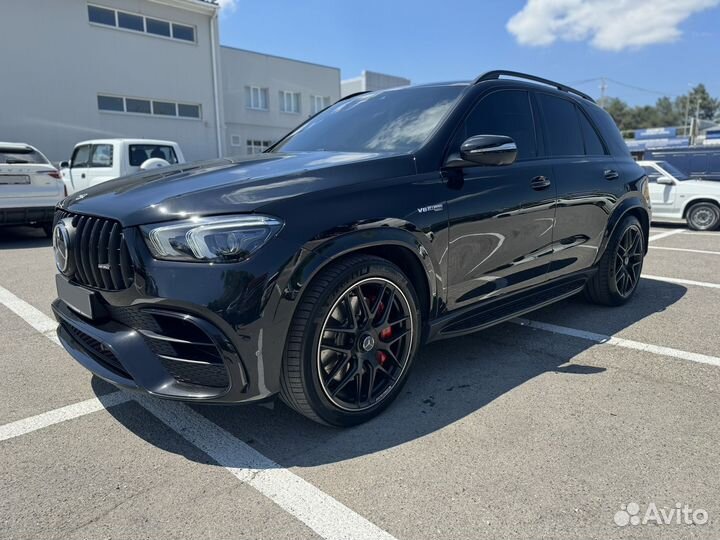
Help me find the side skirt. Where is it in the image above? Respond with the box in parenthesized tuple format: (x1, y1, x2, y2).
(426, 271, 593, 342)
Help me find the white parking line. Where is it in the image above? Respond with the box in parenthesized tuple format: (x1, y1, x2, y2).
(136, 396, 397, 540)
(513, 318, 720, 368)
(0, 284, 59, 345)
(0, 393, 131, 442)
(0, 285, 398, 540)
(681, 231, 720, 237)
(649, 246, 720, 256)
(643, 275, 720, 290)
(648, 229, 685, 242)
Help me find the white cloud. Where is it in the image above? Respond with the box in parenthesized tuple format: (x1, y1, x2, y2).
(216, 0, 237, 10)
(507, 0, 720, 51)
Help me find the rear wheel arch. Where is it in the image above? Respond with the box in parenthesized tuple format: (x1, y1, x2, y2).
(597, 200, 650, 262)
(682, 198, 720, 218)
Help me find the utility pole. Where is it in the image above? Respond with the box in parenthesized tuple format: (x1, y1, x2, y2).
(599, 77, 607, 109)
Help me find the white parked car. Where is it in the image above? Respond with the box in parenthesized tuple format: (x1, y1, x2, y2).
(0, 142, 65, 236)
(60, 139, 184, 194)
(639, 160, 720, 231)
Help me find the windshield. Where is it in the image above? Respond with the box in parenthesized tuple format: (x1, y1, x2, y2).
(272, 85, 464, 154)
(658, 161, 689, 180)
(0, 147, 49, 165)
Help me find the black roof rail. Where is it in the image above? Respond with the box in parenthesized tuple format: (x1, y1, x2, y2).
(473, 70, 595, 103)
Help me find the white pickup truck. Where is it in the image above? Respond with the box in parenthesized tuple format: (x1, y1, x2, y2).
(0, 142, 65, 236)
(60, 139, 184, 194)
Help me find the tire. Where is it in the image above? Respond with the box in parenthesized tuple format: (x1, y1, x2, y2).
(686, 202, 720, 231)
(585, 215, 645, 306)
(41, 222, 53, 237)
(280, 254, 421, 426)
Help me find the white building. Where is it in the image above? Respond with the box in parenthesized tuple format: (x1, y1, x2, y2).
(341, 70, 411, 97)
(0, 0, 341, 162)
(221, 47, 340, 156)
(1, 0, 223, 162)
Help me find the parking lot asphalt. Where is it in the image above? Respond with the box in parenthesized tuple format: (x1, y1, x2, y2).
(1, 223, 720, 539)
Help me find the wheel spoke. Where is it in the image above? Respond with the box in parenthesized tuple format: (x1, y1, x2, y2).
(366, 362, 376, 403)
(378, 289, 395, 326)
(370, 284, 387, 319)
(326, 355, 350, 382)
(355, 286, 372, 323)
(331, 367, 357, 397)
(321, 343, 352, 355)
(386, 328, 410, 346)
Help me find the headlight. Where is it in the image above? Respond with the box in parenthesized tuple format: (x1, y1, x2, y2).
(141, 215, 283, 263)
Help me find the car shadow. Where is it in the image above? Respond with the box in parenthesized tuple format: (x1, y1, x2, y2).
(0, 226, 51, 249)
(95, 278, 687, 468)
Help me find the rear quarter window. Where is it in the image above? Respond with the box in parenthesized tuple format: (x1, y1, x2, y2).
(128, 145, 178, 166)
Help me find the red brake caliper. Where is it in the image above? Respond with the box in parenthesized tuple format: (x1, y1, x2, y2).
(374, 296, 391, 366)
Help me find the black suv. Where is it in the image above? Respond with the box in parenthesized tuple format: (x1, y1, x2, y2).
(52, 71, 650, 426)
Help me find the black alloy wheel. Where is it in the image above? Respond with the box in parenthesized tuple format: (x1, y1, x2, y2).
(612, 225, 643, 298)
(317, 277, 413, 411)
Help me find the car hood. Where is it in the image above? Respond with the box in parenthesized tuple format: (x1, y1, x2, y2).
(60, 151, 415, 226)
(681, 179, 720, 193)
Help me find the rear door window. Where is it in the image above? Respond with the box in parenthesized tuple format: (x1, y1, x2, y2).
(460, 90, 538, 160)
(89, 144, 114, 168)
(128, 145, 178, 166)
(536, 93, 584, 157)
(578, 110, 607, 155)
(71, 145, 91, 168)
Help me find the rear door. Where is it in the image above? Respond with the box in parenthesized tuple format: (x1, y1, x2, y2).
(68, 144, 91, 191)
(446, 89, 556, 309)
(535, 92, 623, 280)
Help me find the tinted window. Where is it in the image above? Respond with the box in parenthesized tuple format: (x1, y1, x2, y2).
(126, 98, 151, 114)
(88, 5, 115, 26)
(273, 86, 463, 153)
(462, 90, 537, 160)
(128, 145, 178, 166)
(89, 144, 113, 168)
(658, 161, 688, 180)
(537, 93, 583, 156)
(0, 147, 48, 164)
(118, 12, 144, 31)
(578, 110, 606, 155)
(146, 18, 170, 37)
(98, 95, 124, 112)
(153, 101, 177, 116)
(178, 104, 201, 118)
(71, 145, 91, 168)
(172, 23, 194, 41)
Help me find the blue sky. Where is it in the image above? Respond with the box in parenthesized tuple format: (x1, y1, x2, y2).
(218, 0, 720, 106)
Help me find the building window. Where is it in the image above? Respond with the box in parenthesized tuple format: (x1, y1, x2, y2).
(246, 140, 272, 154)
(311, 95, 331, 115)
(245, 86, 269, 110)
(178, 104, 201, 118)
(230, 135, 242, 147)
(118, 12, 144, 32)
(280, 91, 301, 114)
(97, 94, 201, 120)
(87, 4, 196, 43)
(97, 95, 124, 112)
(125, 98, 151, 114)
(172, 23, 195, 42)
(88, 5, 115, 26)
(146, 18, 171, 37)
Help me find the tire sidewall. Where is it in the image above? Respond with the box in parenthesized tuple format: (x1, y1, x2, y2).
(688, 203, 720, 231)
(299, 258, 421, 426)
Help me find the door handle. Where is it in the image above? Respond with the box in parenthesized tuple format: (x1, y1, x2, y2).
(81, 173, 86, 179)
(530, 175, 551, 190)
(604, 169, 619, 180)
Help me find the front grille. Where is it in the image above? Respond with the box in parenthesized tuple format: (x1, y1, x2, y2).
(54, 210, 134, 291)
(110, 306, 231, 389)
(61, 322, 131, 379)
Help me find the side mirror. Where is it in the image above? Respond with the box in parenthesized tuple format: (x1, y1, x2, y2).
(657, 175, 674, 185)
(445, 135, 517, 168)
(59, 161, 70, 169)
